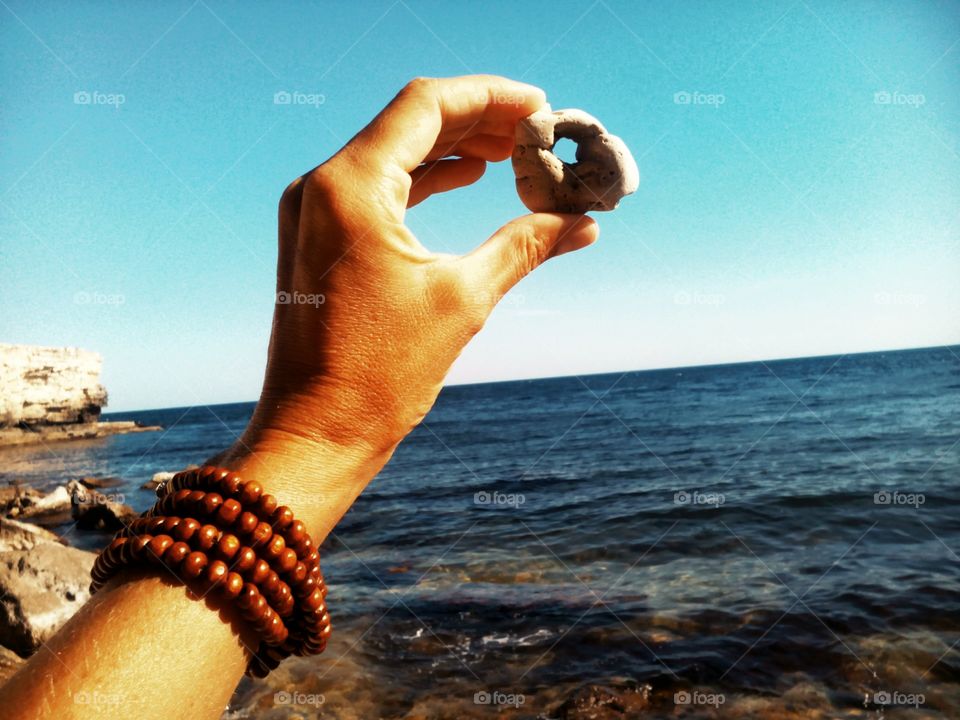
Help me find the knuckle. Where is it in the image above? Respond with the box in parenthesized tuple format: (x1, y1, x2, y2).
(279, 176, 305, 210)
(303, 164, 336, 197)
(401, 76, 437, 99)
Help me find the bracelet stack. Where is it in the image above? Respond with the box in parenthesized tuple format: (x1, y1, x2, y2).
(89, 466, 331, 677)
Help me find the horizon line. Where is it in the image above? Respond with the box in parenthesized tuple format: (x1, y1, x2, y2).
(103, 340, 960, 415)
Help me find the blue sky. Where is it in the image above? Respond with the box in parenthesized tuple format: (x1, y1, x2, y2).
(1, 0, 958, 411)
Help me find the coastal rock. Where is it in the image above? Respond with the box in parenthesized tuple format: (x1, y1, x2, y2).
(0, 484, 43, 517)
(0, 517, 64, 552)
(0, 344, 106, 427)
(68, 481, 137, 532)
(0, 541, 95, 656)
(0, 344, 162, 447)
(13, 485, 71, 520)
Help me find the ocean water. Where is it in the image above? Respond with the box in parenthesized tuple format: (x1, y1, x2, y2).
(1, 346, 958, 718)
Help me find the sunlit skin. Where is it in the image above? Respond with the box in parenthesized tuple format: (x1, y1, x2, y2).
(0, 75, 598, 719)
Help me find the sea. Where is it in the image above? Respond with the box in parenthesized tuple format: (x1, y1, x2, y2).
(1, 346, 958, 719)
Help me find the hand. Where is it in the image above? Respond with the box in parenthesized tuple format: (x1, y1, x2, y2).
(214, 75, 599, 537)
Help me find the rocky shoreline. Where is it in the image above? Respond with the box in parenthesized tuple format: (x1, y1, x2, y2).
(0, 420, 162, 448)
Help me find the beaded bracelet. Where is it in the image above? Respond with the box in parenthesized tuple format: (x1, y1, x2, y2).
(89, 466, 332, 677)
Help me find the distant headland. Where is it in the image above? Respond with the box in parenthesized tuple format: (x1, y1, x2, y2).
(0, 344, 161, 447)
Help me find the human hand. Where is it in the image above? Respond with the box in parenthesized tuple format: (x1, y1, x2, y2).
(216, 75, 599, 536)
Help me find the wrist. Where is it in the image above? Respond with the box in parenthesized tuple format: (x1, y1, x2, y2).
(204, 426, 394, 542)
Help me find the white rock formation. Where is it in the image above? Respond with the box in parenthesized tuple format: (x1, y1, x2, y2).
(0, 344, 108, 427)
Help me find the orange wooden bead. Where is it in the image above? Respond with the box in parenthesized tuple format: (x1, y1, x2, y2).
(205, 560, 228, 590)
(279, 551, 299, 576)
(271, 506, 294, 530)
(164, 541, 191, 565)
(197, 524, 220, 550)
(217, 498, 242, 525)
(256, 493, 277, 518)
(147, 535, 174, 559)
(238, 480, 262, 506)
(220, 572, 244, 600)
(250, 559, 271, 585)
(202, 492, 223, 516)
(236, 511, 258, 535)
(250, 521, 273, 549)
(182, 551, 208, 579)
(234, 547, 257, 574)
(216, 533, 241, 562)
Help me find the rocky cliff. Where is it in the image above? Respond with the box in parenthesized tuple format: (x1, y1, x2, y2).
(0, 344, 107, 427)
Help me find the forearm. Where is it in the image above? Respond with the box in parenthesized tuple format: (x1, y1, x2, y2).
(0, 437, 390, 720)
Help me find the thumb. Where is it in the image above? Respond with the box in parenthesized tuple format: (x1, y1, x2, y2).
(461, 213, 599, 297)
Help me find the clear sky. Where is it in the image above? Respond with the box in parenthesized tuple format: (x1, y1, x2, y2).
(2, 1, 958, 411)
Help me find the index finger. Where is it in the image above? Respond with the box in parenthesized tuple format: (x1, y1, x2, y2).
(347, 75, 547, 172)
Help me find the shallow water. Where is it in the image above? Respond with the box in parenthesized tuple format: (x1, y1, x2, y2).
(2, 346, 958, 717)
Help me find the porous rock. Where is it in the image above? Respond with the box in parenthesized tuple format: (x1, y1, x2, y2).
(512, 105, 639, 213)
